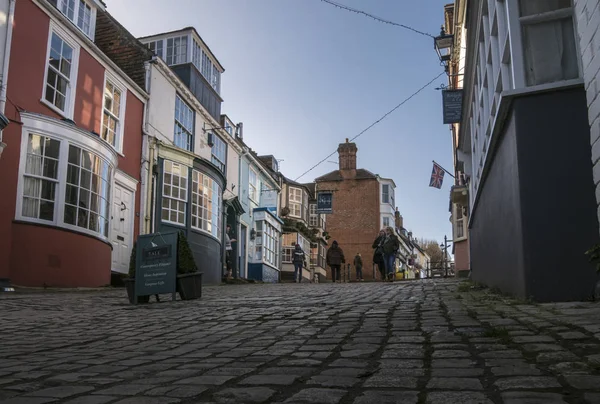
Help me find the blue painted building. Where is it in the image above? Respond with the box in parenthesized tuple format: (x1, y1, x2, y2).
(238, 153, 282, 281)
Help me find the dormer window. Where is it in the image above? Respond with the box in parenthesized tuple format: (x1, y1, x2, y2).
(58, 0, 96, 40)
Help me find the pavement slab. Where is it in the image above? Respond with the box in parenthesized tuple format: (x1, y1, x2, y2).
(2, 279, 600, 403)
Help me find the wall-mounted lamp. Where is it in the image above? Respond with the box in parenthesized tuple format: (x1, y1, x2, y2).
(0, 112, 10, 159)
(434, 26, 454, 73)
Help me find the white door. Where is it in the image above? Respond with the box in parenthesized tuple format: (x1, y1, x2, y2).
(111, 183, 134, 274)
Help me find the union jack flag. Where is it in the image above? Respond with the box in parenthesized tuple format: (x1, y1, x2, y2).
(429, 162, 445, 189)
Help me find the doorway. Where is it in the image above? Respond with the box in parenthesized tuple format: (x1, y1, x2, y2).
(240, 224, 247, 278)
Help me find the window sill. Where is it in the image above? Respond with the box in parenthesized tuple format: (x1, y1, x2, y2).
(190, 225, 222, 243)
(40, 98, 73, 121)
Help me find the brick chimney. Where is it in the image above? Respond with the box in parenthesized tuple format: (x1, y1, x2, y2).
(338, 138, 357, 170)
(395, 208, 403, 229)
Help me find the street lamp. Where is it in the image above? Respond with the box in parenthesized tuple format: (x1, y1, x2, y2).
(434, 26, 454, 73)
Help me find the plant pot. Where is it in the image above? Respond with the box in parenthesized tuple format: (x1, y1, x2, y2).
(177, 272, 203, 300)
(125, 278, 150, 304)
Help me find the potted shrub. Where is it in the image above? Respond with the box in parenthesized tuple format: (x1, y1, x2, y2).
(124, 242, 150, 304)
(175, 232, 203, 300)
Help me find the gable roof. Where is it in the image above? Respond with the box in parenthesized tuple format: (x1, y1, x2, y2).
(315, 169, 378, 182)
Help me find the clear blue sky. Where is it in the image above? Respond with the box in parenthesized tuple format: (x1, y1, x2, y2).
(106, 0, 454, 245)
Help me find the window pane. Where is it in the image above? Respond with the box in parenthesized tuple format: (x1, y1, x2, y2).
(522, 18, 578, 86)
(519, 0, 571, 16)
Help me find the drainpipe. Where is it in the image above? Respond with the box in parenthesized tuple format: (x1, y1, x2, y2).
(0, 0, 16, 153)
(139, 60, 152, 235)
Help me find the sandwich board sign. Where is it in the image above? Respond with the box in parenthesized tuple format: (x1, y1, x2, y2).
(134, 232, 178, 304)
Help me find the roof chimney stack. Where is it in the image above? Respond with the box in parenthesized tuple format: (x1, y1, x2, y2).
(338, 140, 357, 171)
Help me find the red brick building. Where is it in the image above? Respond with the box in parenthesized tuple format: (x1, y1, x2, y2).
(315, 140, 382, 281)
(0, 0, 150, 287)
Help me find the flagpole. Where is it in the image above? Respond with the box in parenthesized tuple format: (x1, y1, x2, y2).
(432, 160, 455, 178)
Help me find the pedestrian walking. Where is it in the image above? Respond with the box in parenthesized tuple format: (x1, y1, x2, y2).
(225, 224, 236, 279)
(326, 240, 345, 283)
(382, 226, 400, 281)
(372, 230, 386, 281)
(354, 253, 363, 281)
(292, 243, 306, 283)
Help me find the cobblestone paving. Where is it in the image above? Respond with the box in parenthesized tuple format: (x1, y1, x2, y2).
(2, 279, 600, 403)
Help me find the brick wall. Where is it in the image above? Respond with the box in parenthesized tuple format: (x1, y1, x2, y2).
(317, 177, 381, 281)
(574, 0, 600, 226)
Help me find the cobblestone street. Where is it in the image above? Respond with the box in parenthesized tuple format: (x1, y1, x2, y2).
(2, 279, 600, 404)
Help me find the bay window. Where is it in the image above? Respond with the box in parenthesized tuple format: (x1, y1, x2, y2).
(309, 204, 318, 227)
(17, 117, 116, 241)
(453, 203, 468, 241)
(191, 170, 222, 240)
(162, 160, 187, 225)
(148, 41, 164, 59)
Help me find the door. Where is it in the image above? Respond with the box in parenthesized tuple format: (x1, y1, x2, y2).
(240, 224, 247, 278)
(111, 183, 134, 274)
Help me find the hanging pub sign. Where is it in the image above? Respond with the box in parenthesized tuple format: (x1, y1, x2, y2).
(316, 191, 333, 214)
(442, 89, 463, 124)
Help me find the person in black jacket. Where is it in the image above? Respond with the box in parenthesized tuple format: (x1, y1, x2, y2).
(292, 244, 306, 283)
(326, 240, 345, 283)
(382, 227, 400, 281)
(354, 253, 363, 281)
(372, 230, 386, 281)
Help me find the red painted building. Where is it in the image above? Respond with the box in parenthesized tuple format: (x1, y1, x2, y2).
(0, 0, 150, 287)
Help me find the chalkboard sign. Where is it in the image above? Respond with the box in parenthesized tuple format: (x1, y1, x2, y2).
(316, 192, 333, 214)
(134, 232, 178, 304)
(442, 89, 463, 124)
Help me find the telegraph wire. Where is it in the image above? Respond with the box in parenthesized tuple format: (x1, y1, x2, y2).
(320, 0, 435, 38)
(293, 69, 447, 182)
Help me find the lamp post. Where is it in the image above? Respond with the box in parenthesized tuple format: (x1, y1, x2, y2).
(440, 235, 453, 278)
(434, 26, 454, 73)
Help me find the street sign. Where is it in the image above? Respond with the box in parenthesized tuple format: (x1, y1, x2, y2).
(442, 89, 463, 124)
(316, 191, 333, 214)
(134, 232, 178, 303)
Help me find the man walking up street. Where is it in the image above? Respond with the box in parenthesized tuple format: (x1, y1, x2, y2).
(292, 243, 306, 283)
(326, 240, 345, 283)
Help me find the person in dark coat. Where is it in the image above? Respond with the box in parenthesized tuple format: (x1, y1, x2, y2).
(372, 230, 386, 281)
(382, 226, 400, 281)
(354, 253, 363, 281)
(326, 240, 345, 283)
(292, 243, 306, 283)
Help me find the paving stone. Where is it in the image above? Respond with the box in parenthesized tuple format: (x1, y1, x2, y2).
(536, 351, 580, 363)
(490, 366, 541, 376)
(175, 375, 235, 385)
(240, 375, 299, 385)
(479, 350, 523, 359)
(328, 359, 368, 368)
(432, 350, 471, 358)
(112, 398, 180, 404)
(212, 387, 276, 403)
(379, 359, 424, 369)
(557, 331, 587, 340)
(500, 391, 569, 404)
(430, 368, 484, 377)
(431, 359, 476, 368)
(426, 392, 492, 404)
(307, 375, 359, 387)
(585, 393, 600, 404)
(494, 377, 561, 390)
(0, 398, 58, 404)
(512, 336, 556, 344)
(521, 344, 565, 353)
(63, 397, 118, 404)
(426, 377, 483, 390)
(353, 390, 419, 404)
(564, 375, 600, 389)
(204, 367, 255, 376)
(363, 374, 418, 388)
(283, 388, 347, 403)
(26, 386, 95, 398)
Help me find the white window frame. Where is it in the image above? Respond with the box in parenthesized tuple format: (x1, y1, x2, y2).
(288, 187, 303, 218)
(148, 40, 164, 59)
(161, 160, 188, 226)
(383, 216, 390, 228)
(166, 36, 188, 66)
(191, 169, 222, 241)
(382, 184, 389, 204)
(211, 133, 226, 172)
(453, 203, 468, 242)
(100, 72, 127, 154)
(15, 114, 118, 242)
(309, 203, 318, 227)
(41, 23, 80, 120)
(249, 168, 259, 203)
(57, 0, 97, 40)
(174, 95, 194, 152)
